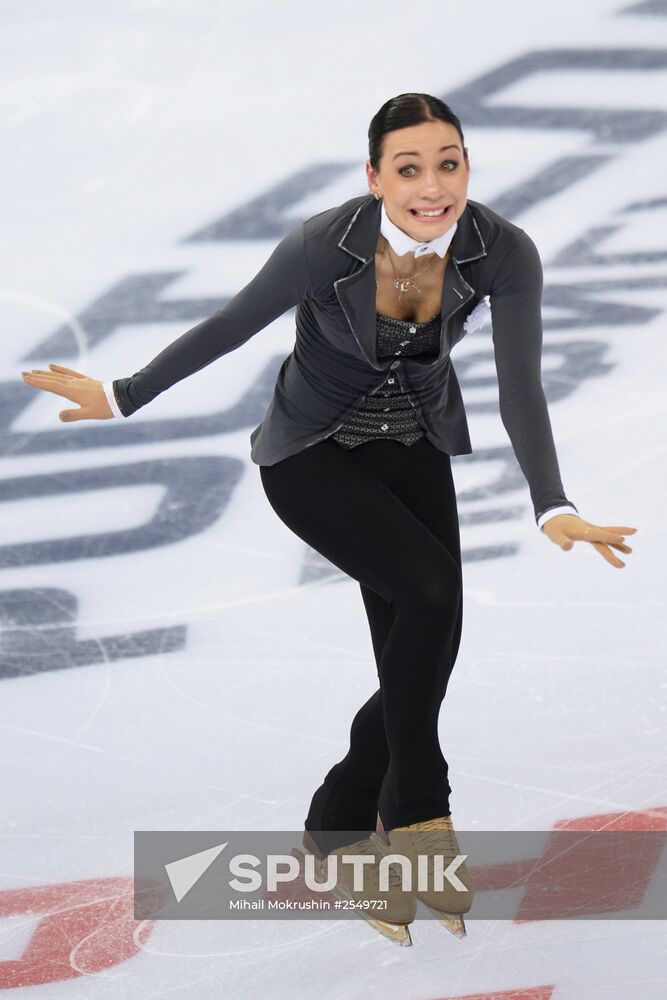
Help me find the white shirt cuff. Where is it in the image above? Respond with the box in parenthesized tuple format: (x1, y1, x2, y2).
(102, 380, 124, 418)
(537, 504, 579, 531)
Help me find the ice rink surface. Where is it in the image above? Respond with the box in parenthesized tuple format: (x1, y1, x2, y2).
(0, 0, 665, 996)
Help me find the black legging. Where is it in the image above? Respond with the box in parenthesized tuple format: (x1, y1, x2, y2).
(259, 435, 463, 854)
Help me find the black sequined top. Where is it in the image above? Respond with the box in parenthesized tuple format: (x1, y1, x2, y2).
(331, 309, 441, 449)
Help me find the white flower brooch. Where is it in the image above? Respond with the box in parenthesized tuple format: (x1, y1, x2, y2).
(463, 295, 491, 335)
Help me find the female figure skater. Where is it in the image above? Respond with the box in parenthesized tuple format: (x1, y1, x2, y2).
(22, 94, 636, 947)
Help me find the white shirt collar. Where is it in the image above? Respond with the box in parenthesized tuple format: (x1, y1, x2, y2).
(380, 199, 457, 259)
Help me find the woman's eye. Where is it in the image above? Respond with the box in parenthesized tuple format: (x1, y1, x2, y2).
(399, 161, 458, 176)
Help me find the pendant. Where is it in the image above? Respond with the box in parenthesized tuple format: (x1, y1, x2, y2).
(395, 276, 421, 295)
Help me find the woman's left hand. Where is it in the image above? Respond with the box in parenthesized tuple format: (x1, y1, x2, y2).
(542, 514, 637, 568)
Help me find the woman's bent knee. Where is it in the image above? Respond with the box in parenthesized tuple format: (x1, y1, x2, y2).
(396, 556, 462, 612)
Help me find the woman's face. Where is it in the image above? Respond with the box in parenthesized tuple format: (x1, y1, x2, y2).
(366, 120, 470, 242)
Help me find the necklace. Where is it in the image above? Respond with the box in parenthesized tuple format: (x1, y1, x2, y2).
(376, 236, 433, 298)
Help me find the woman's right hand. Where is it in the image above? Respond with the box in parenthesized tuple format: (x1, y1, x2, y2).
(21, 364, 115, 421)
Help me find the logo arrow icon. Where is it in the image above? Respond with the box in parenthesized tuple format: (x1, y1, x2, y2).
(165, 842, 228, 902)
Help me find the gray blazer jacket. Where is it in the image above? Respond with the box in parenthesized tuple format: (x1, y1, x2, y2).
(108, 192, 578, 527)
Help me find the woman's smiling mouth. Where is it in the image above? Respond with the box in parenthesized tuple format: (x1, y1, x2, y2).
(409, 205, 453, 221)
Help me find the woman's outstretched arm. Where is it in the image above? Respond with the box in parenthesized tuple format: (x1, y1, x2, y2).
(489, 227, 636, 566)
(22, 222, 311, 421)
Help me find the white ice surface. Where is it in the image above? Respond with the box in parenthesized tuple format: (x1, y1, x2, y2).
(0, 0, 665, 997)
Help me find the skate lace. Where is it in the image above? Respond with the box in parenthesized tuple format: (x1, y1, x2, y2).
(400, 817, 460, 860)
(336, 837, 404, 890)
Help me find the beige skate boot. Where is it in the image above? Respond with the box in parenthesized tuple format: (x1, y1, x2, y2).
(293, 829, 417, 946)
(373, 814, 474, 938)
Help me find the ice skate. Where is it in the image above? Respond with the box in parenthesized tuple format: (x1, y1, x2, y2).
(372, 814, 473, 938)
(291, 829, 417, 946)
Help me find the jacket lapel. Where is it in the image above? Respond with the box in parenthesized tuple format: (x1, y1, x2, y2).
(334, 195, 487, 368)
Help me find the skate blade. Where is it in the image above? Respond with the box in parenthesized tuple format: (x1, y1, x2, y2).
(328, 881, 413, 946)
(291, 846, 413, 947)
(370, 833, 469, 940)
(426, 906, 466, 938)
(362, 910, 413, 946)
